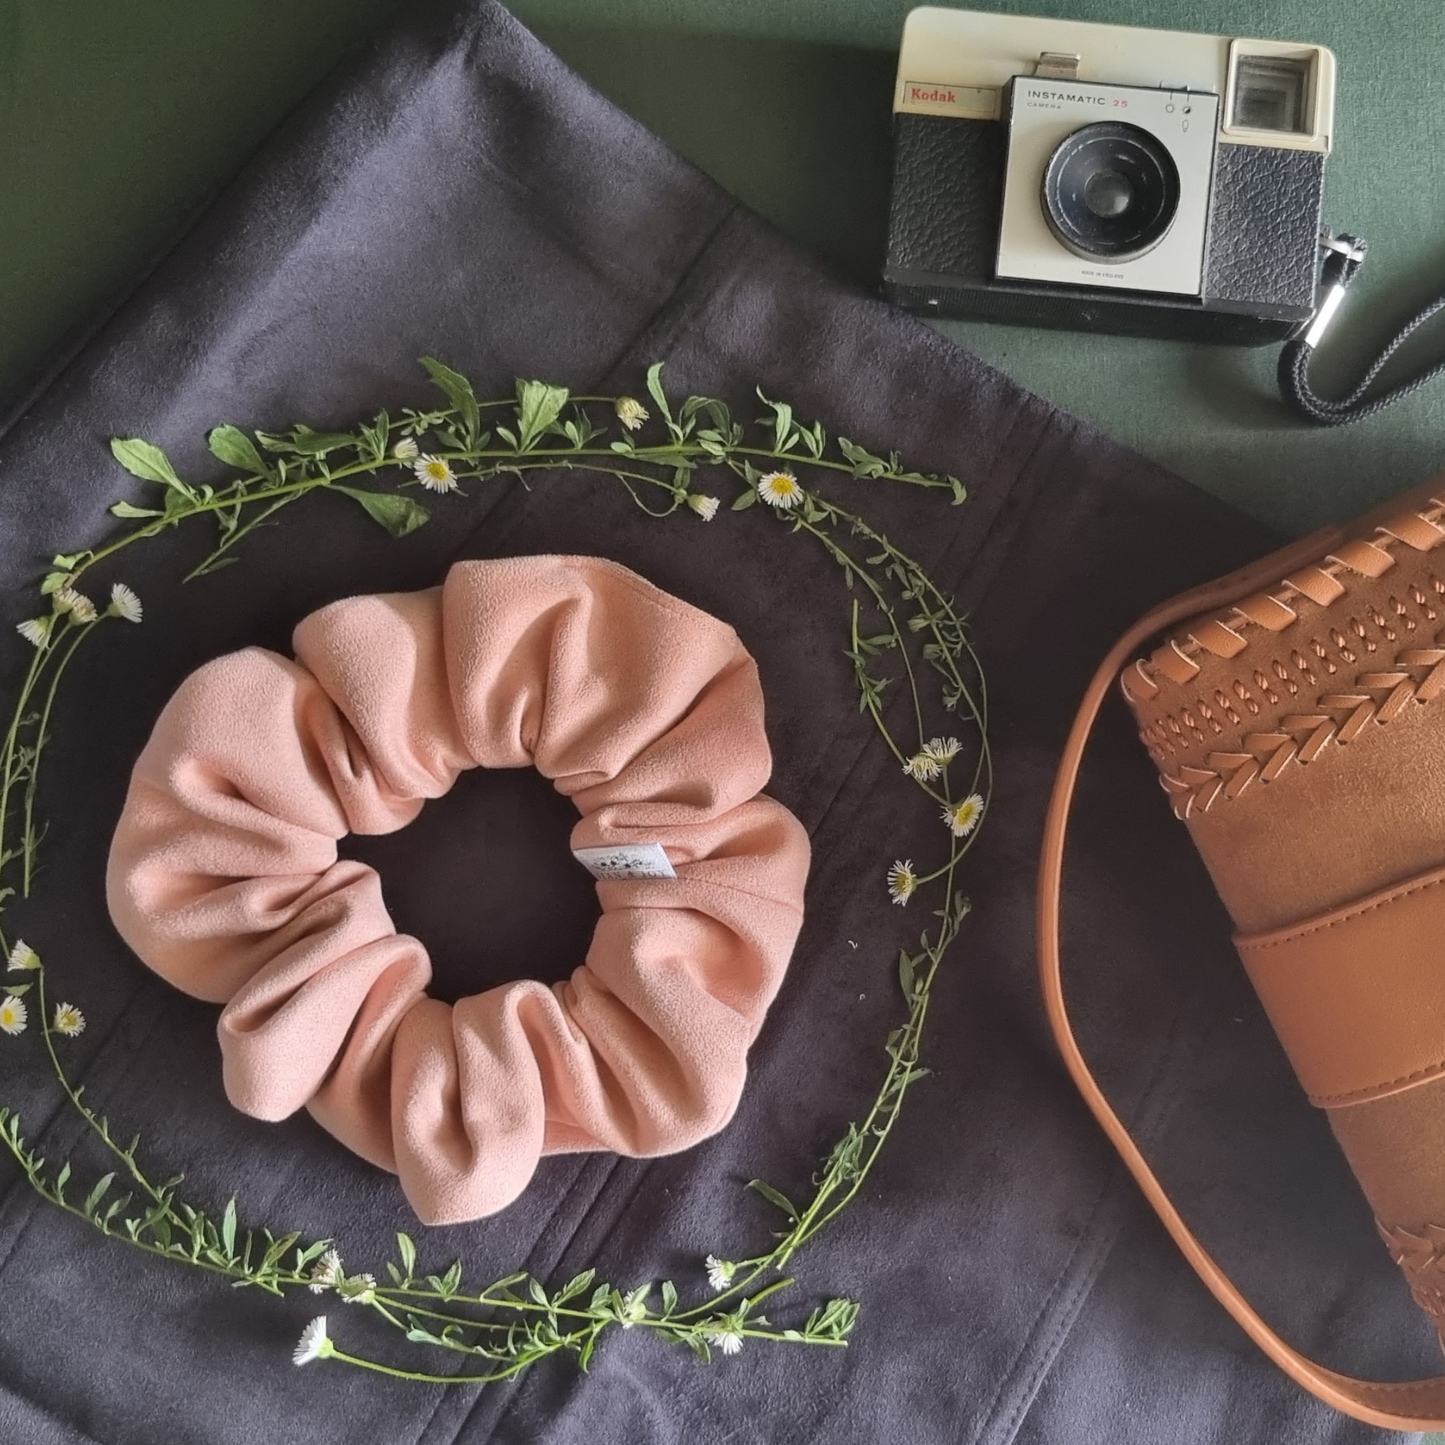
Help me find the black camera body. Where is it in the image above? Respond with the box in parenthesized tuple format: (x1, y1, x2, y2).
(883, 9, 1337, 345)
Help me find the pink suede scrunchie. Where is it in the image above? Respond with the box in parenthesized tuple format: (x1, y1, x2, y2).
(106, 556, 810, 1224)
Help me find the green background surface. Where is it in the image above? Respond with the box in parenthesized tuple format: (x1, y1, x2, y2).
(3, 0, 1445, 1428)
(5, 0, 1445, 538)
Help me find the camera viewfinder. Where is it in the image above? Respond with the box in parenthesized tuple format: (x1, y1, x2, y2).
(1231, 55, 1311, 134)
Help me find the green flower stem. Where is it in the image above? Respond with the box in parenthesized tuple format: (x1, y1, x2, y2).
(730, 447, 951, 490)
(320, 1347, 522, 1385)
(0, 641, 49, 952)
(20, 622, 95, 896)
(183, 492, 305, 583)
(35, 965, 166, 1211)
(799, 521, 928, 777)
(0, 1111, 309, 1291)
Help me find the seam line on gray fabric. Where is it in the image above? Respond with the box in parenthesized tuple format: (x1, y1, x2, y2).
(983, 1169, 1129, 1445)
(973, 951, 1216, 1445)
(442, 1152, 625, 1445)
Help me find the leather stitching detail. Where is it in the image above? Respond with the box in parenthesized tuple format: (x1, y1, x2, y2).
(1127, 493, 1445, 697)
(1308, 1058, 1445, 1109)
(1236, 870, 1445, 951)
(1147, 633, 1445, 819)
(1236, 871, 1445, 1106)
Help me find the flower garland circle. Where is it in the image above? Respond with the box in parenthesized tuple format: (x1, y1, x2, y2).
(0, 361, 990, 1383)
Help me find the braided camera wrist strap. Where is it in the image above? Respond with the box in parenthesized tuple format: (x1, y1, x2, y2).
(1281, 232, 1445, 426)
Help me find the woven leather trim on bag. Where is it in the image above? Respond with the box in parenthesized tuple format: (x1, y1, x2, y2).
(1120, 489, 1445, 819)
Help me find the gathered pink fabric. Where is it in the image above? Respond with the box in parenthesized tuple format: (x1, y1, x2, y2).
(106, 556, 810, 1224)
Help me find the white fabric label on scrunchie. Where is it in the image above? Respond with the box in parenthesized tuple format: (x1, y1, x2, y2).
(106, 554, 810, 1225)
(571, 842, 677, 880)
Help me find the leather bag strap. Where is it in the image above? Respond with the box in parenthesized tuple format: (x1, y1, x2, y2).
(1037, 529, 1445, 1430)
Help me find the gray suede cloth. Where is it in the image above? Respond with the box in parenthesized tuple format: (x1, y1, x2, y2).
(0, 4, 1429, 1442)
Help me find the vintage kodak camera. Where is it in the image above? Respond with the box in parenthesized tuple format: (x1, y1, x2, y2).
(883, 8, 1338, 344)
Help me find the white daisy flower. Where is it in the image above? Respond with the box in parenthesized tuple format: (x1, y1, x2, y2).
(615, 396, 649, 431)
(705, 1254, 734, 1292)
(292, 1316, 332, 1366)
(902, 752, 941, 782)
(706, 1326, 743, 1356)
(16, 618, 49, 649)
(109, 583, 143, 624)
(308, 1247, 343, 1294)
(7, 940, 40, 972)
(924, 736, 961, 765)
(887, 860, 918, 907)
(687, 494, 720, 522)
(757, 469, 803, 510)
(52, 1003, 85, 1038)
(412, 455, 458, 493)
(391, 435, 420, 461)
(56, 588, 97, 623)
(338, 1272, 377, 1305)
(0, 995, 28, 1036)
(942, 793, 985, 838)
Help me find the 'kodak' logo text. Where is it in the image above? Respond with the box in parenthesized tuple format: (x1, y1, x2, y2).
(909, 85, 958, 103)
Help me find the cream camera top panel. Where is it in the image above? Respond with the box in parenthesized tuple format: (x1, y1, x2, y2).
(895, 7, 1334, 153)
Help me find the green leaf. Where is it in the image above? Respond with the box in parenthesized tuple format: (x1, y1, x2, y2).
(661, 1280, 677, 1316)
(757, 389, 793, 451)
(294, 1240, 331, 1269)
(529, 1276, 550, 1306)
(290, 426, 355, 456)
(949, 475, 967, 506)
(645, 362, 673, 427)
(513, 378, 569, 451)
(421, 356, 481, 446)
(837, 437, 888, 479)
(110, 438, 189, 493)
(558, 1269, 595, 1303)
(254, 425, 354, 457)
(578, 1329, 599, 1372)
(333, 486, 430, 537)
(40, 571, 72, 595)
(3, 983, 30, 997)
(56, 1162, 70, 1198)
(731, 488, 758, 511)
(396, 1231, 416, 1280)
(207, 425, 267, 475)
(221, 1197, 237, 1257)
(440, 1260, 463, 1298)
(162, 487, 193, 519)
(108, 500, 165, 519)
(747, 1178, 799, 1223)
(898, 950, 917, 1003)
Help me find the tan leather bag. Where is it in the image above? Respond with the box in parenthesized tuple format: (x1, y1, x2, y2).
(1039, 477, 1445, 1430)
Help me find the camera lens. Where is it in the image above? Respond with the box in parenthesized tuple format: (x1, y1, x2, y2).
(1041, 122, 1180, 263)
